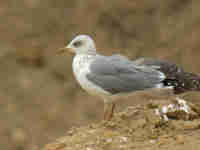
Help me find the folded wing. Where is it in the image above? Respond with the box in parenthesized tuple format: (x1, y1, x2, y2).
(86, 55, 166, 94)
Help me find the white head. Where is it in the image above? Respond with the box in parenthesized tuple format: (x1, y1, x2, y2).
(65, 35, 96, 55)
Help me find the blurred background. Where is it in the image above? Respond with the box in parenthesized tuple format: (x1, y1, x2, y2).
(1, 0, 200, 149)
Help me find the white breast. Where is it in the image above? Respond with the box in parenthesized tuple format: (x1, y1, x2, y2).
(72, 54, 109, 97)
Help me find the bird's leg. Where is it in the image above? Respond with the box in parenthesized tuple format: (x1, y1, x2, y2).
(104, 102, 116, 121)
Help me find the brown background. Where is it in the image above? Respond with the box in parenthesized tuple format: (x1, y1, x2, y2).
(1, 0, 200, 149)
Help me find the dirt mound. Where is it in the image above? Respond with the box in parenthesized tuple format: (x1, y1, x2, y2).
(43, 93, 200, 150)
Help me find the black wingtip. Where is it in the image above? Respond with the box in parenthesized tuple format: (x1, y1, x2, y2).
(163, 72, 200, 94)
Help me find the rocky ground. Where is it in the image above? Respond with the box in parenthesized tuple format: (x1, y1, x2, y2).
(43, 92, 200, 150)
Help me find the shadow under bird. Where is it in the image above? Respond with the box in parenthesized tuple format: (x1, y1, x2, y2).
(57, 34, 200, 121)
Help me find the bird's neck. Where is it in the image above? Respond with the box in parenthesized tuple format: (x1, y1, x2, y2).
(72, 53, 96, 79)
(73, 53, 96, 69)
(74, 53, 95, 60)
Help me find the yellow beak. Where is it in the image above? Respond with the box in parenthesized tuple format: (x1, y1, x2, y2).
(56, 47, 74, 55)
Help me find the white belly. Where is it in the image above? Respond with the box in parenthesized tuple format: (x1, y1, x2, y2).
(72, 54, 109, 97)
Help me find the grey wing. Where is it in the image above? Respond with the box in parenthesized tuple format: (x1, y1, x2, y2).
(86, 56, 166, 94)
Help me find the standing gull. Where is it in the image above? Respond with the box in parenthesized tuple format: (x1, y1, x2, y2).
(57, 35, 200, 121)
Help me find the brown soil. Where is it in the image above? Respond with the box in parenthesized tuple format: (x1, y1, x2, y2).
(43, 92, 200, 150)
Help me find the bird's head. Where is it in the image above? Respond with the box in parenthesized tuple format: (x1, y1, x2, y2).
(57, 35, 96, 55)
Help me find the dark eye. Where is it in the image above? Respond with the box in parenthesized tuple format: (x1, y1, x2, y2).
(73, 41, 82, 47)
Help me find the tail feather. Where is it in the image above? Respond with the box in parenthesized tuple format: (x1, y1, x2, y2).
(166, 72, 200, 94)
(158, 62, 200, 94)
(134, 58, 200, 94)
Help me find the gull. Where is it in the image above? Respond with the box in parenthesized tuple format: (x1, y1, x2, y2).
(57, 34, 200, 121)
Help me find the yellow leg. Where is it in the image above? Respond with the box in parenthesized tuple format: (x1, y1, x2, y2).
(104, 102, 115, 121)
